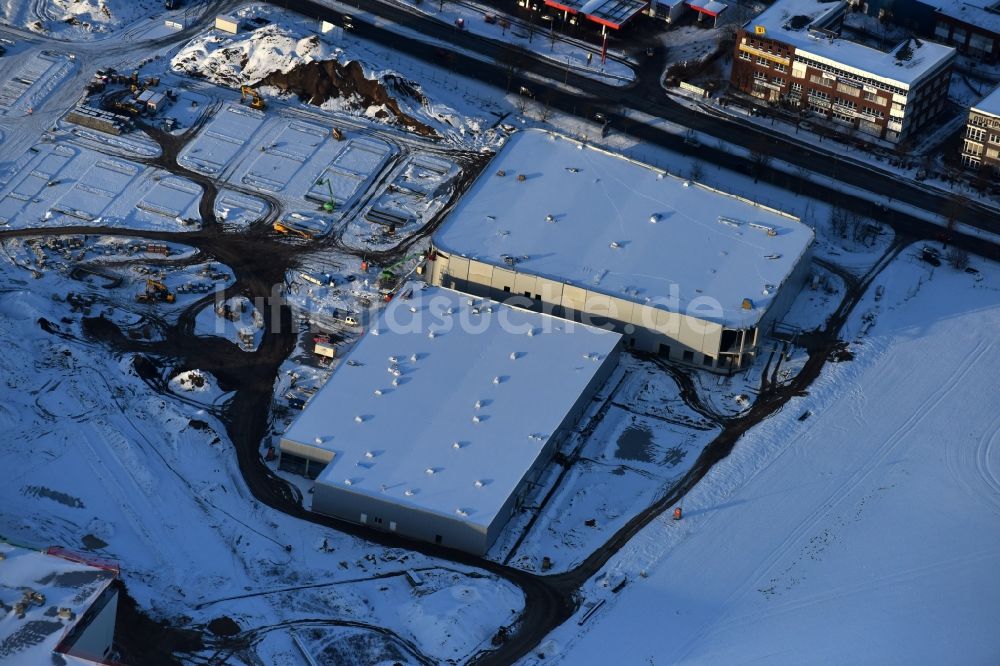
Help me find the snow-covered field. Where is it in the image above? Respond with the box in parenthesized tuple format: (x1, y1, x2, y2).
(0, 0, 162, 40)
(532, 250, 1000, 664)
(0, 143, 202, 231)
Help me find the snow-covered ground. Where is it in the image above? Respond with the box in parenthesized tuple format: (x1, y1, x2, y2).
(0, 245, 524, 664)
(0, 0, 162, 40)
(530, 250, 1000, 664)
(0, 142, 202, 231)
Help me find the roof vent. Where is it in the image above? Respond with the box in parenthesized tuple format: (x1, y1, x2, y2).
(455, 508, 469, 517)
(472, 415, 482, 424)
(474, 479, 484, 488)
(410, 353, 418, 362)
(428, 330, 436, 339)
(527, 328, 536, 337)
(389, 356, 398, 363)
(718, 216, 742, 228)
(374, 389, 383, 396)
(492, 376, 501, 385)
(425, 467, 436, 475)
(371, 328, 380, 336)
(742, 298, 754, 310)
(764, 254, 782, 260)
(392, 378, 400, 387)
(315, 437, 324, 445)
(354, 415, 364, 423)
(609, 241, 620, 249)
(365, 451, 375, 459)
(344, 478, 354, 485)
(474, 400, 483, 410)
(404, 488, 415, 496)
(545, 214, 554, 223)
(649, 214, 660, 224)
(510, 352, 519, 360)
(452, 441, 462, 449)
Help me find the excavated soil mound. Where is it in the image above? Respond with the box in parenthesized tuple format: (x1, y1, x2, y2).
(259, 60, 436, 137)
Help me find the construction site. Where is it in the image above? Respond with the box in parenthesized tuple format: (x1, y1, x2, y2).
(0, 1, 997, 665)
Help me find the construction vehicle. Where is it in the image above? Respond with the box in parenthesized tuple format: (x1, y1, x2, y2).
(240, 85, 265, 110)
(315, 178, 337, 213)
(331, 126, 344, 141)
(273, 221, 313, 239)
(136, 279, 175, 304)
(376, 252, 424, 294)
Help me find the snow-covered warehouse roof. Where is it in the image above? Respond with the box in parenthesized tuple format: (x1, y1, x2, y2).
(282, 283, 621, 530)
(432, 129, 814, 328)
(0, 543, 117, 663)
(750, 0, 954, 88)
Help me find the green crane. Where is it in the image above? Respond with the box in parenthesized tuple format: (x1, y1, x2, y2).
(315, 177, 336, 213)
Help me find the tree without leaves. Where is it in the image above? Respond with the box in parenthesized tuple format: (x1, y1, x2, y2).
(749, 149, 771, 183)
(946, 247, 970, 270)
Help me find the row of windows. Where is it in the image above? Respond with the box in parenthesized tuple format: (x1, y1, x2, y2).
(794, 54, 907, 97)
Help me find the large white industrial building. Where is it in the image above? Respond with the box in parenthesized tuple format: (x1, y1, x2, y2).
(0, 542, 119, 665)
(425, 129, 815, 373)
(279, 283, 621, 555)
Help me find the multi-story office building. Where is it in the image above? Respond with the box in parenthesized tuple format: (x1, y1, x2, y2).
(731, 0, 956, 143)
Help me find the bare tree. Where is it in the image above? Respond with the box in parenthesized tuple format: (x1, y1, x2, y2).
(689, 160, 704, 182)
(946, 247, 970, 270)
(829, 206, 849, 238)
(749, 149, 771, 183)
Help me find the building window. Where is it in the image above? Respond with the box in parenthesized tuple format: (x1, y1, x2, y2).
(838, 99, 857, 110)
(756, 56, 769, 66)
(962, 154, 981, 169)
(934, 21, 950, 40)
(702, 355, 714, 367)
(773, 63, 787, 73)
(967, 127, 985, 142)
(791, 82, 802, 92)
(964, 140, 983, 156)
(682, 350, 694, 363)
(739, 50, 752, 61)
(989, 134, 1000, 145)
(809, 90, 829, 101)
(753, 70, 767, 81)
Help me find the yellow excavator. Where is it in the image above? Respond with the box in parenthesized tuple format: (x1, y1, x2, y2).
(136, 279, 175, 304)
(240, 85, 265, 110)
(273, 222, 313, 239)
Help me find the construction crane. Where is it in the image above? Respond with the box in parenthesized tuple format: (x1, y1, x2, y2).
(240, 85, 265, 110)
(136, 279, 175, 304)
(314, 178, 336, 213)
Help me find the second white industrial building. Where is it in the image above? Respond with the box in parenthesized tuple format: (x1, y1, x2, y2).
(279, 283, 621, 555)
(425, 129, 814, 373)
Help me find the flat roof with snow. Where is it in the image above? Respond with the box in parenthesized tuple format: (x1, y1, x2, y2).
(432, 129, 813, 328)
(0, 543, 117, 663)
(752, 0, 955, 88)
(973, 84, 1000, 118)
(924, 0, 1000, 36)
(282, 283, 621, 530)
